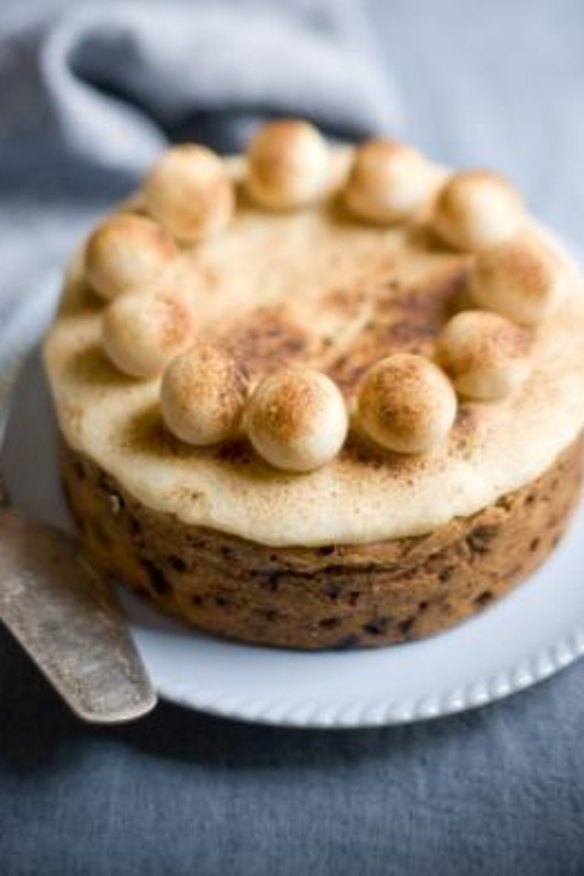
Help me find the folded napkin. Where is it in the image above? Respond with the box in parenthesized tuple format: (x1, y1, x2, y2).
(0, 0, 398, 175)
(0, 0, 399, 380)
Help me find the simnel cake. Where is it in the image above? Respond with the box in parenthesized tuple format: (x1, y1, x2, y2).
(43, 120, 584, 649)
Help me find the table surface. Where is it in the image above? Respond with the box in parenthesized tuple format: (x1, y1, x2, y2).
(2, 1, 584, 875)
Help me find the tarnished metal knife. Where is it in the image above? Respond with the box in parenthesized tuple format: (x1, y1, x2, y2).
(0, 354, 157, 723)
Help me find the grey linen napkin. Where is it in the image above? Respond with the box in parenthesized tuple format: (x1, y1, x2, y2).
(0, 0, 398, 368)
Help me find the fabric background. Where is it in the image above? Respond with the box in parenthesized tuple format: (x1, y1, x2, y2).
(1, 1, 584, 874)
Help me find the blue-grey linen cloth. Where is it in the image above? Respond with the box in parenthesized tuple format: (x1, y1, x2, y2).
(1, 1, 584, 875)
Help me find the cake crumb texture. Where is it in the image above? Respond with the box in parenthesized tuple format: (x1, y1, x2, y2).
(60, 436, 582, 649)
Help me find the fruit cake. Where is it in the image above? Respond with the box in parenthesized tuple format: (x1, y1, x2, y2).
(43, 121, 584, 648)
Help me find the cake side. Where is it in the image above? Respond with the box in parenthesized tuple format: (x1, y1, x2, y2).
(60, 435, 583, 649)
(42, 123, 584, 650)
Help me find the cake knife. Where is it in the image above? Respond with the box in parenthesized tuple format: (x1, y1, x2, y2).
(0, 354, 157, 723)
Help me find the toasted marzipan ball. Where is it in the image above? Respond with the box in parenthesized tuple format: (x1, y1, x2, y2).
(245, 119, 331, 210)
(102, 290, 195, 378)
(246, 368, 348, 472)
(357, 353, 457, 454)
(161, 344, 249, 446)
(144, 145, 235, 242)
(343, 139, 436, 224)
(471, 232, 564, 326)
(436, 310, 531, 400)
(432, 170, 524, 252)
(85, 214, 178, 301)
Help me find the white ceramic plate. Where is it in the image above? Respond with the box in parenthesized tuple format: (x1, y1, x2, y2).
(4, 351, 584, 729)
